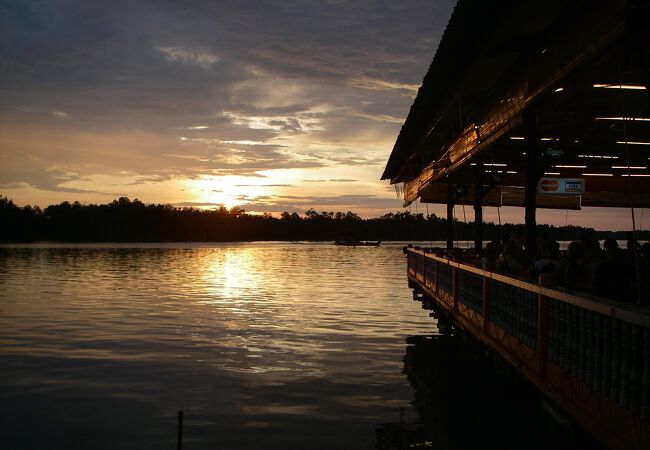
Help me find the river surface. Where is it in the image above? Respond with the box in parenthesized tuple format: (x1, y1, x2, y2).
(1, 242, 441, 449)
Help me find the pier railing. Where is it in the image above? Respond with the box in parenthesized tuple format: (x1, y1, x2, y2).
(406, 247, 650, 450)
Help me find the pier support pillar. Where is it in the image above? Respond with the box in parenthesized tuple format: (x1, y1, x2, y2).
(524, 109, 541, 262)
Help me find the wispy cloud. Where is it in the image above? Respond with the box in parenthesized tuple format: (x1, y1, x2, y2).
(0, 0, 457, 216)
(157, 46, 219, 68)
(234, 184, 293, 187)
(235, 193, 403, 216)
(305, 153, 386, 167)
(303, 179, 358, 183)
(347, 77, 420, 93)
(221, 111, 323, 133)
(353, 112, 405, 124)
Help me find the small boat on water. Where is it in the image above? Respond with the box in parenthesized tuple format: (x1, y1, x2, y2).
(334, 239, 381, 247)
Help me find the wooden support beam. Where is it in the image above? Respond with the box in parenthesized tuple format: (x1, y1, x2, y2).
(538, 294, 549, 374)
(447, 179, 454, 249)
(452, 265, 459, 311)
(524, 109, 540, 262)
(434, 260, 439, 297)
(482, 276, 490, 333)
(474, 162, 484, 251)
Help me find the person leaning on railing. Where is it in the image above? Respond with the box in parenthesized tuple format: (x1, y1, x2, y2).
(582, 238, 603, 289)
(498, 239, 526, 275)
(554, 241, 592, 292)
(479, 240, 501, 271)
(527, 239, 560, 280)
(595, 238, 635, 303)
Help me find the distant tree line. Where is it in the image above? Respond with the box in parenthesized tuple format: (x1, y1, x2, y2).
(1, 195, 647, 243)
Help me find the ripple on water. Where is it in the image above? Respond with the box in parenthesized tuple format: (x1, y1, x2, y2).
(0, 242, 436, 449)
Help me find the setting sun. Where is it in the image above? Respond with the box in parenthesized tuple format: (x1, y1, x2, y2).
(186, 175, 271, 210)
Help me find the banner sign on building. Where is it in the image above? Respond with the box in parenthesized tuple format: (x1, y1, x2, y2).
(537, 178, 585, 195)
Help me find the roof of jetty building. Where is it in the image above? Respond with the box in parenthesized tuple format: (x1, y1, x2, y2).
(382, 0, 650, 209)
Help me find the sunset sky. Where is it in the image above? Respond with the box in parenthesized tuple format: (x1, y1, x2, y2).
(1, 0, 646, 230)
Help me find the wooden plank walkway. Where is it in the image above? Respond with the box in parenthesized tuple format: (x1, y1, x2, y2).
(406, 247, 650, 450)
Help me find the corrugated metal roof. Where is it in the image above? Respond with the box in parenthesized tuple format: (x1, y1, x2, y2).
(381, 0, 572, 181)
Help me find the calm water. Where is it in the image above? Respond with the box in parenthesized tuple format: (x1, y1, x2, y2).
(0, 242, 438, 449)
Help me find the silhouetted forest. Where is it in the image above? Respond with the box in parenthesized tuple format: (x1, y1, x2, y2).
(1, 196, 647, 243)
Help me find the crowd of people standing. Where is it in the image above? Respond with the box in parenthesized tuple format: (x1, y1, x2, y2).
(476, 227, 649, 304)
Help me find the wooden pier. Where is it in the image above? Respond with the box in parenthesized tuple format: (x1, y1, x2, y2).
(382, 2, 650, 446)
(406, 247, 650, 449)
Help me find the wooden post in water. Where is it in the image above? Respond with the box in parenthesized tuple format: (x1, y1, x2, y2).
(177, 409, 183, 450)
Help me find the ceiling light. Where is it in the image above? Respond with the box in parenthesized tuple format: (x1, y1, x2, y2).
(578, 154, 618, 159)
(593, 84, 647, 90)
(595, 117, 650, 121)
(554, 165, 587, 168)
(616, 141, 650, 146)
(612, 166, 647, 170)
(582, 173, 613, 177)
(509, 136, 554, 141)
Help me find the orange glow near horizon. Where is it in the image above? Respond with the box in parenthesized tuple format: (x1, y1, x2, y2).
(184, 174, 297, 211)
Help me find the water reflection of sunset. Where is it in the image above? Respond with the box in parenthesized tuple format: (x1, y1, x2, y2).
(209, 248, 260, 300)
(1, 243, 437, 448)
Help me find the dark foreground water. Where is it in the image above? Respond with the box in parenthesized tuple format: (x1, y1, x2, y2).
(1, 242, 440, 449)
(0, 242, 600, 450)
